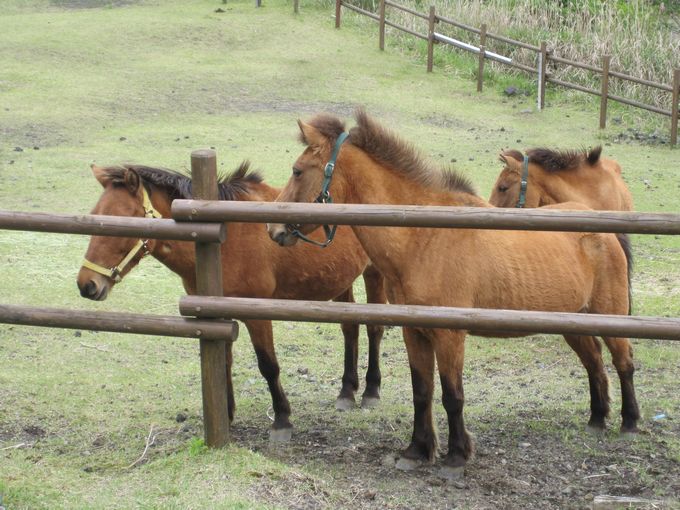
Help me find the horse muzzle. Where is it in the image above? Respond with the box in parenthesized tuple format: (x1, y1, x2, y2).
(267, 223, 299, 247)
(77, 272, 111, 301)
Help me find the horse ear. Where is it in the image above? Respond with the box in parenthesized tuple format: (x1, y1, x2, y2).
(91, 164, 111, 187)
(123, 168, 141, 194)
(297, 120, 326, 148)
(501, 149, 524, 163)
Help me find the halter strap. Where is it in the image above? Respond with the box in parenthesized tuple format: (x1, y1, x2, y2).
(516, 155, 529, 208)
(287, 132, 349, 248)
(81, 187, 161, 282)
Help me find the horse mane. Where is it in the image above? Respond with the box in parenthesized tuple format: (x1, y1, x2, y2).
(526, 146, 602, 173)
(344, 108, 476, 195)
(104, 161, 263, 200)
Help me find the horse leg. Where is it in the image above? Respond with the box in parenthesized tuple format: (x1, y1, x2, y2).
(601, 337, 640, 434)
(430, 329, 472, 479)
(333, 287, 361, 411)
(396, 327, 437, 471)
(244, 319, 293, 442)
(360, 264, 386, 409)
(226, 340, 235, 423)
(563, 335, 610, 432)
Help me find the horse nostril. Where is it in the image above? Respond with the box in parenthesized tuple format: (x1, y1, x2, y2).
(274, 231, 287, 246)
(80, 280, 98, 299)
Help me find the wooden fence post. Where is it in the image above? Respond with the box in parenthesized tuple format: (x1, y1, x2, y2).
(599, 55, 611, 129)
(191, 149, 230, 448)
(294, 0, 299, 14)
(477, 23, 487, 92)
(427, 6, 436, 73)
(671, 68, 679, 147)
(379, 0, 386, 51)
(335, 0, 342, 28)
(537, 42, 547, 110)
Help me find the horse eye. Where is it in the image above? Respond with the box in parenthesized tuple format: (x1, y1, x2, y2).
(498, 185, 508, 193)
(292, 168, 302, 177)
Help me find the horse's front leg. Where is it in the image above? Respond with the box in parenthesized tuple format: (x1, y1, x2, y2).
(244, 319, 293, 441)
(361, 264, 386, 409)
(333, 287, 360, 411)
(431, 328, 473, 479)
(396, 327, 437, 470)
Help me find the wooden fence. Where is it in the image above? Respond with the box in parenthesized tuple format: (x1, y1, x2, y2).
(0, 150, 238, 449)
(334, 0, 680, 147)
(172, 199, 680, 340)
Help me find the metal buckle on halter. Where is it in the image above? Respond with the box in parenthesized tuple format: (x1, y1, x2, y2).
(110, 267, 122, 282)
(516, 155, 529, 209)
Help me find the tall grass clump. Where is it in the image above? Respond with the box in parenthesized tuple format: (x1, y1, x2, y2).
(337, 0, 679, 115)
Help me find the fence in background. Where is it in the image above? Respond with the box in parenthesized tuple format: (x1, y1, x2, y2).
(0, 150, 237, 449)
(334, 0, 680, 146)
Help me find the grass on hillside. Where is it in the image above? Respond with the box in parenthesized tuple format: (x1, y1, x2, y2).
(1, 0, 679, 509)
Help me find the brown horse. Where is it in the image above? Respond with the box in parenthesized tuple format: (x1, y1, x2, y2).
(76, 162, 386, 441)
(267, 110, 639, 478)
(489, 146, 633, 210)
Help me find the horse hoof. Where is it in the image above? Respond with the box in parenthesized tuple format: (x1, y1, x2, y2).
(439, 465, 465, 481)
(269, 427, 293, 443)
(585, 424, 606, 436)
(360, 396, 380, 409)
(395, 457, 422, 471)
(335, 397, 355, 411)
(619, 428, 639, 440)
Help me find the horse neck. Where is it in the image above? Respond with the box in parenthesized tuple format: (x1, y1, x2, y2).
(141, 187, 196, 286)
(530, 165, 574, 206)
(337, 150, 486, 282)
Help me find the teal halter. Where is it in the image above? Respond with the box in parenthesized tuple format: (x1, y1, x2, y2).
(516, 155, 529, 208)
(286, 132, 349, 248)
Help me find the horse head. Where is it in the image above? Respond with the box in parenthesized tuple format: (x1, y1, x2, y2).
(77, 164, 162, 300)
(489, 150, 537, 208)
(268, 118, 346, 247)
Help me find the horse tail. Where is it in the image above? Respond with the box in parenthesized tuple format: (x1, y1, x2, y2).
(615, 233, 633, 315)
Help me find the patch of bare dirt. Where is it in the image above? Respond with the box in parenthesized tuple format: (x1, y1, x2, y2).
(229, 410, 680, 510)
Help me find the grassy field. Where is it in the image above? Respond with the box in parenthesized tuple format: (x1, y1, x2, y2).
(1, 1, 679, 509)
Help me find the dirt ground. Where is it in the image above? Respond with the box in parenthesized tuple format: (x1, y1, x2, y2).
(225, 413, 679, 509)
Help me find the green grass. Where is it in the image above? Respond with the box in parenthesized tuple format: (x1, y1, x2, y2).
(1, 0, 679, 508)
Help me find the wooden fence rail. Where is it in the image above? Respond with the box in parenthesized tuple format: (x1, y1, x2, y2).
(0, 304, 237, 341)
(171, 201, 680, 235)
(179, 296, 680, 341)
(0, 210, 224, 242)
(334, 0, 680, 146)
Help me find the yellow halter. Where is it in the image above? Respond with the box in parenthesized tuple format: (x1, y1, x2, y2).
(81, 187, 162, 283)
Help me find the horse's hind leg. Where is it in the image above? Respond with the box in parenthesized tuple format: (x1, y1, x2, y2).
(563, 335, 610, 432)
(334, 287, 360, 411)
(361, 264, 386, 409)
(245, 319, 293, 442)
(601, 337, 640, 434)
